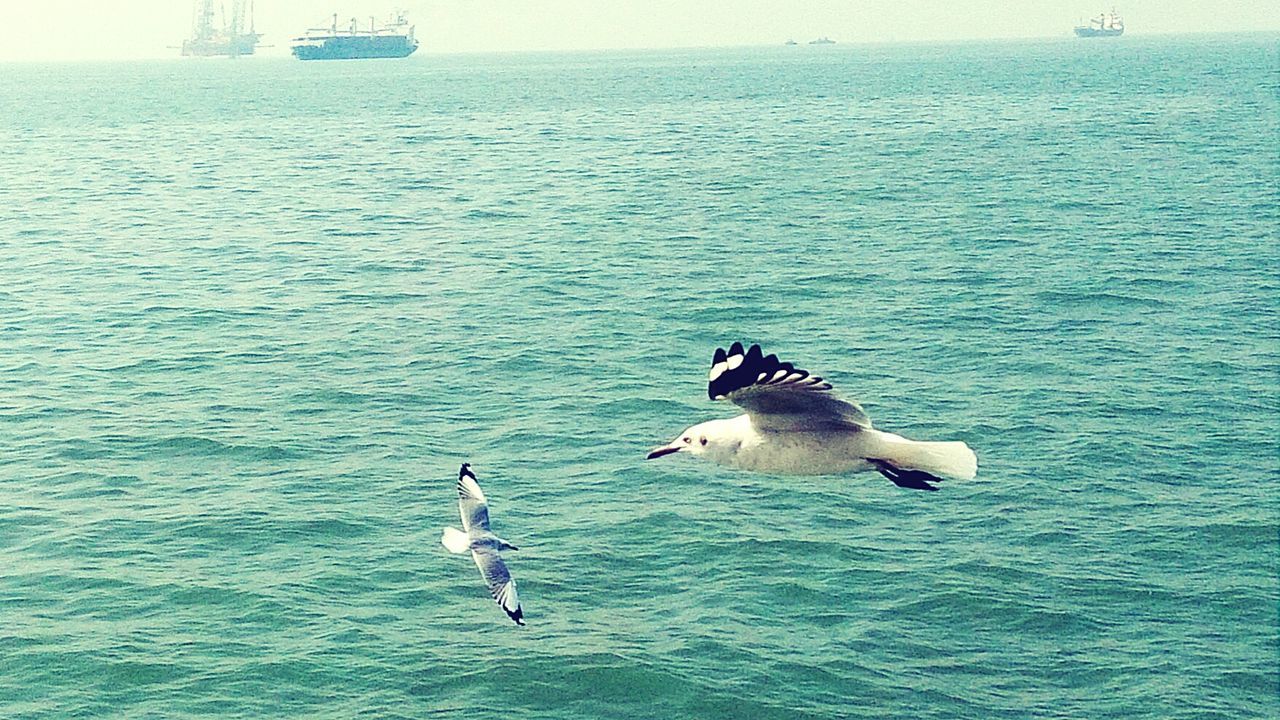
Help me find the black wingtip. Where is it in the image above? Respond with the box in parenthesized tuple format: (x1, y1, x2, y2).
(709, 341, 757, 400)
(508, 607, 525, 625)
(709, 341, 827, 402)
(870, 460, 944, 491)
(459, 463, 475, 480)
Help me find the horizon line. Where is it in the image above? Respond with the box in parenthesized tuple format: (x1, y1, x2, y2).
(1, 29, 1276, 65)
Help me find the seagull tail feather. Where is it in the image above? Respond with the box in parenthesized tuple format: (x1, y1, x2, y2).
(441, 526, 470, 554)
(870, 434, 977, 482)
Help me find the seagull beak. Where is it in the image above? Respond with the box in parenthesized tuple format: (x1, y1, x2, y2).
(646, 444, 680, 460)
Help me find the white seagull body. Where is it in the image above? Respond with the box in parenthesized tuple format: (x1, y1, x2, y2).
(441, 463, 524, 625)
(647, 343, 977, 491)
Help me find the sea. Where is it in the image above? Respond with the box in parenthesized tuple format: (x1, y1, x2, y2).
(1, 34, 1276, 719)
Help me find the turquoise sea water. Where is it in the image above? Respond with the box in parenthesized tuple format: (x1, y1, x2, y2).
(1, 35, 1277, 719)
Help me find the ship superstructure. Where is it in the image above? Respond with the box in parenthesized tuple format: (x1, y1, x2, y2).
(291, 13, 419, 60)
(1074, 9, 1124, 37)
(182, 0, 261, 57)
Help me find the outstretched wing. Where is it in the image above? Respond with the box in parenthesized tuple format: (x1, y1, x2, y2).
(472, 547, 524, 625)
(707, 342, 871, 431)
(457, 463, 490, 532)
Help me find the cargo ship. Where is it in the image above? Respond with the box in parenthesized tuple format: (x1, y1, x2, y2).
(182, 0, 260, 57)
(1074, 9, 1124, 37)
(291, 13, 419, 60)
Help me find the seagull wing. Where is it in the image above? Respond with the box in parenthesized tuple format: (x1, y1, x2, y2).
(472, 547, 524, 625)
(457, 463, 490, 532)
(707, 342, 872, 431)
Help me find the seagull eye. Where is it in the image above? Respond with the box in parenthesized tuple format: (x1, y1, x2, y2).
(700, 436, 707, 446)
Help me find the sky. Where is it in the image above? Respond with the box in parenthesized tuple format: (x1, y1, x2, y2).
(3, 1, 1278, 61)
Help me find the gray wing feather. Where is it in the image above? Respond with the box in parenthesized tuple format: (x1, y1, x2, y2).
(731, 385, 872, 431)
(472, 547, 523, 624)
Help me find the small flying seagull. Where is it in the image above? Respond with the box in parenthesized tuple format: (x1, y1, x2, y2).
(647, 342, 977, 491)
(441, 463, 524, 625)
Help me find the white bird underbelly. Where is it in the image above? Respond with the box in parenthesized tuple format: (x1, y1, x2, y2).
(718, 425, 880, 476)
(706, 416, 974, 480)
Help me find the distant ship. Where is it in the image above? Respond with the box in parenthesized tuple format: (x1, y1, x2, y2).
(809, 37, 836, 45)
(291, 13, 419, 60)
(785, 39, 798, 46)
(1074, 9, 1124, 37)
(182, 0, 260, 57)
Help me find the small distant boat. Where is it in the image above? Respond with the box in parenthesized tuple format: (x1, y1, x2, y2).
(1074, 9, 1124, 37)
(809, 37, 836, 45)
(291, 12, 419, 60)
(785, 39, 798, 46)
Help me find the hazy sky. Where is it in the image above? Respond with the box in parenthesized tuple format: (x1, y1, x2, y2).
(5, 1, 1279, 61)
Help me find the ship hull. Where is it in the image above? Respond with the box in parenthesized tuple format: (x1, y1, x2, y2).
(292, 36, 418, 60)
(1074, 27, 1123, 37)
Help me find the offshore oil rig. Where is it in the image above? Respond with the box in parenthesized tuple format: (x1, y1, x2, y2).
(182, 0, 261, 57)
